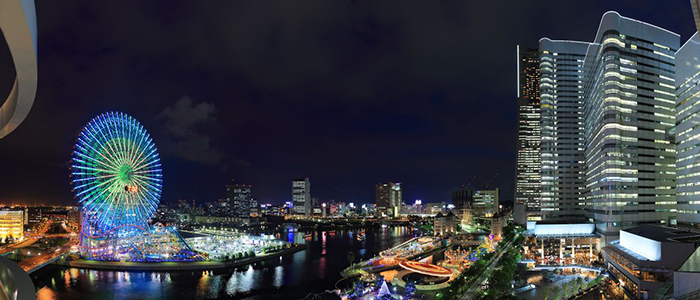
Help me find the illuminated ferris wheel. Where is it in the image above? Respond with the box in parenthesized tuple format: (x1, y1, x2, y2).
(71, 112, 162, 235)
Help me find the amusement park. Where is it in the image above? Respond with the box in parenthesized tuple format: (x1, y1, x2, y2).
(337, 231, 505, 300)
(67, 112, 300, 268)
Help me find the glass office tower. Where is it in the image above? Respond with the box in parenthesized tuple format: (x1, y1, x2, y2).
(676, 32, 700, 227)
(582, 12, 679, 242)
(539, 38, 590, 221)
(515, 45, 542, 219)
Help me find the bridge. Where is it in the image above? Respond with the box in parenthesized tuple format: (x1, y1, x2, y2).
(17, 236, 77, 274)
(0, 219, 53, 256)
(0, 219, 80, 274)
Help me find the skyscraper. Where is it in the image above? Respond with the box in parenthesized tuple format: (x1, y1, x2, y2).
(583, 12, 678, 242)
(226, 183, 253, 219)
(675, 32, 700, 227)
(293, 178, 311, 217)
(375, 182, 402, 217)
(539, 38, 590, 221)
(515, 45, 542, 224)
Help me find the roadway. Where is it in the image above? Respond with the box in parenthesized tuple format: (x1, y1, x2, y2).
(18, 235, 77, 274)
(460, 238, 515, 300)
(0, 220, 53, 256)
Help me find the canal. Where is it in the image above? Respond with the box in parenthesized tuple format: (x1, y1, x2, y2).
(31, 226, 417, 300)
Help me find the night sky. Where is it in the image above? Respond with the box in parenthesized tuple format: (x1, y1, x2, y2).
(0, 0, 695, 206)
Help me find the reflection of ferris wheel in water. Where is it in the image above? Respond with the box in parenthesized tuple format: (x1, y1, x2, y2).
(71, 112, 162, 235)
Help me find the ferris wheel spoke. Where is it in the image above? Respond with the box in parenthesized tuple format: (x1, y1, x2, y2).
(133, 177, 162, 194)
(81, 130, 122, 170)
(92, 120, 125, 167)
(92, 117, 123, 166)
(75, 175, 119, 197)
(74, 152, 120, 172)
(128, 140, 147, 172)
(103, 114, 128, 166)
(77, 140, 120, 171)
(115, 114, 131, 167)
(131, 154, 160, 173)
(130, 146, 157, 172)
(125, 118, 141, 167)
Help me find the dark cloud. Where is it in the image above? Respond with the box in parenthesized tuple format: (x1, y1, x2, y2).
(157, 96, 224, 165)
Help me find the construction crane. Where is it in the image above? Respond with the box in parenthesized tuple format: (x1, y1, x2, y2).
(482, 173, 499, 189)
(466, 176, 477, 187)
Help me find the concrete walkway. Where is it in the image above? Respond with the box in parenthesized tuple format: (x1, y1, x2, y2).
(63, 244, 307, 272)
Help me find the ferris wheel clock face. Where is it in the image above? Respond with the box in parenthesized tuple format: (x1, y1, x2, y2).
(71, 112, 162, 233)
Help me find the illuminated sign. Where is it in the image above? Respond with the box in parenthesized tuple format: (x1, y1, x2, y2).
(533, 223, 594, 236)
(620, 230, 661, 261)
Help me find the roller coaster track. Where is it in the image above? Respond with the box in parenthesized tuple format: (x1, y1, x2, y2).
(80, 224, 150, 239)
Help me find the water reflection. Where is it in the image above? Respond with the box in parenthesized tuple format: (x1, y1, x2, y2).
(33, 226, 417, 300)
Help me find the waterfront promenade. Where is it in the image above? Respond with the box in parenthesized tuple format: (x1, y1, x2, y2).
(61, 244, 307, 272)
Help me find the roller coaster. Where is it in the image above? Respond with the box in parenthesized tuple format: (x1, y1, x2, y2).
(80, 222, 201, 262)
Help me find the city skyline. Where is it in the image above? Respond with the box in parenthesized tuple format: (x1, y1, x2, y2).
(0, 1, 695, 207)
(4, 2, 700, 300)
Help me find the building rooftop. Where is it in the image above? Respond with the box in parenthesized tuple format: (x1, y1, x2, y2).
(623, 225, 700, 243)
(678, 246, 700, 273)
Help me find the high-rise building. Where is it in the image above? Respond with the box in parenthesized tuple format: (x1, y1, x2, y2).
(226, 183, 253, 219)
(539, 38, 590, 221)
(472, 189, 499, 217)
(375, 182, 402, 217)
(293, 178, 311, 217)
(675, 32, 700, 227)
(0, 210, 23, 242)
(583, 12, 679, 242)
(452, 186, 473, 209)
(515, 45, 542, 218)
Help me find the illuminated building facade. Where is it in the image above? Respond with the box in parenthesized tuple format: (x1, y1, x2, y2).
(603, 225, 699, 300)
(676, 32, 700, 227)
(515, 45, 542, 224)
(522, 221, 598, 266)
(490, 214, 503, 238)
(434, 211, 456, 236)
(292, 178, 311, 217)
(0, 210, 23, 242)
(226, 183, 254, 219)
(472, 188, 499, 218)
(539, 38, 590, 221)
(375, 182, 402, 217)
(582, 12, 678, 243)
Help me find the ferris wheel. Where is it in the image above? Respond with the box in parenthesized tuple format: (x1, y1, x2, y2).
(70, 112, 162, 235)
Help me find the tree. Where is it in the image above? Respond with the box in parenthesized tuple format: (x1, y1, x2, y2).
(375, 275, 385, 290)
(348, 252, 356, 265)
(575, 277, 584, 292)
(378, 294, 393, 300)
(551, 286, 561, 300)
(563, 282, 572, 298)
(405, 280, 416, 298)
(542, 288, 551, 300)
(352, 281, 364, 297)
